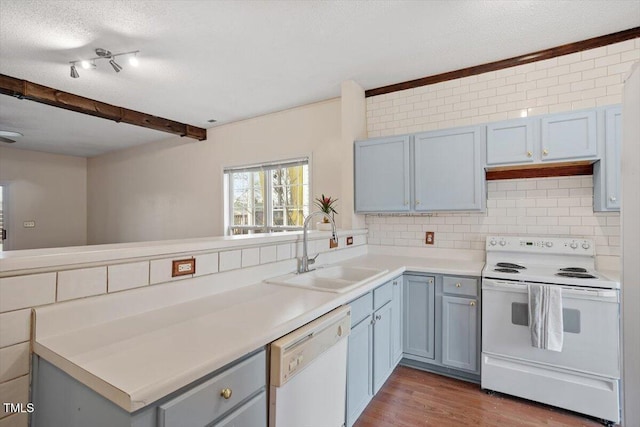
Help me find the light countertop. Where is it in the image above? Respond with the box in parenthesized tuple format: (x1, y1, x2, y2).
(33, 254, 484, 412)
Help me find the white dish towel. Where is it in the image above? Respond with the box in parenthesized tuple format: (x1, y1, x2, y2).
(528, 284, 564, 352)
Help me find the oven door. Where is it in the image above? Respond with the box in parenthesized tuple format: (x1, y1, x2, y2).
(482, 278, 620, 378)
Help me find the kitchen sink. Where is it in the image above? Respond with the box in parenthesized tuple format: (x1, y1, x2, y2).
(265, 266, 389, 293)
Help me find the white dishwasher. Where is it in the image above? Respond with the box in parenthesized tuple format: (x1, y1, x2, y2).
(269, 305, 351, 427)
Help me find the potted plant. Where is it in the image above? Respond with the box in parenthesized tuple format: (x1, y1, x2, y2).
(314, 194, 338, 230)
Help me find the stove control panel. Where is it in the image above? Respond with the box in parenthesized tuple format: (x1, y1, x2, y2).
(486, 236, 595, 256)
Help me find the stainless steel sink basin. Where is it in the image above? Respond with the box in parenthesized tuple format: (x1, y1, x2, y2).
(265, 266, 389, 293)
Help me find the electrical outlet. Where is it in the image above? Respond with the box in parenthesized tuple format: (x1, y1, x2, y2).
(329, 238, 339, 249)
(172, 258, 195, 277)
(346, 236, 354, 246)
(425, 231, 435, 245)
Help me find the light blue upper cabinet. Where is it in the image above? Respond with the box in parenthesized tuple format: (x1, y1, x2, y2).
(540, 110, 597, 162)
(486, 118, 536, 165)
(594, 106, 622, 212)
(414, 126, 486, 211)
(354, 135, 411, 212)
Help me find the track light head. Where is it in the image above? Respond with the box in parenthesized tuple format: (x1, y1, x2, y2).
(109, 59, 122, 72)
(70, 64, 79, 78)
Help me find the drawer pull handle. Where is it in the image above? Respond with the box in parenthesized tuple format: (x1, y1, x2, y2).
(470, 301, 476, 307)
(456, 283, 461, 288)
(221, 388, 233, 399)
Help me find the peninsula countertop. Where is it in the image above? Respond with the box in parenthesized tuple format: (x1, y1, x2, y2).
(33, 254, 484, 412)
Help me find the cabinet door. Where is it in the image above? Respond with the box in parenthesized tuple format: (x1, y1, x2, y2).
(213, 391, 266, 427)
(414, 126, 485, 211)
(373, 302, 393, 393)
(541, 110, 597, 161)
(486, 118, 536, 165)
(354, 136, 411, 212)
(391, 277, 403, 365)
(605, 107, 622, 210)
(346, 316, 373, 427)
(403, 275, 435, 360)
(441, 296, 477, 372)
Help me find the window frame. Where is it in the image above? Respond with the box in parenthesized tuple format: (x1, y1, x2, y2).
(224, 156, 312, 235)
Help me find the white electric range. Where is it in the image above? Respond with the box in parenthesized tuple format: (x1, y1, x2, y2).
(481, 236, 620, 425)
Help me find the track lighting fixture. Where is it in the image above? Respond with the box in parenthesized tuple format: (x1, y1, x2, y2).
(69, 48, 139, 78)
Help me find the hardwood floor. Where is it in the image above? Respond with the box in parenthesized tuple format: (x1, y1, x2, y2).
(354, 366, 604, 427)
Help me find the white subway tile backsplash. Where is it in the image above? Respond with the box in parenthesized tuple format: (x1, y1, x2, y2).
(0, 310, 30, 349)
(0, 375, 29, 419)
(57, 267, 107, 302)
(0, 343, 29, 383)
(150, 258, 192, 285)
(108, 262, 149, 292)
(219, 250, 242, 271)
(241, 248, 260, 268)
(260, 246, 277, 264)
(0, 273, 56, 313)
(194, 253, 219, 277)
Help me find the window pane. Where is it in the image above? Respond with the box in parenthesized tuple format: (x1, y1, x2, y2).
(231, 171, 265, 227)
(271, 164, 308, 227)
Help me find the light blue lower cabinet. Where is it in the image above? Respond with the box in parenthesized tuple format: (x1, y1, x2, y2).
(403, 275, 436, 360)
(346, 314, 374, 427)
(346, 278, 403, 427)
(372, 302, 393, 394)
(441, 295, 477, 372)
(31, 349, 267, 427)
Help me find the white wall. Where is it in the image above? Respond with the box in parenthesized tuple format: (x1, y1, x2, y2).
(0, 146, 87, 250)
(87, 98, 342, 244)
(621, 62, 639, 427)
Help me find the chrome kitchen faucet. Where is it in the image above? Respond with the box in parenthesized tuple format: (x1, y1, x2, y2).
(298, 211, 337, 274)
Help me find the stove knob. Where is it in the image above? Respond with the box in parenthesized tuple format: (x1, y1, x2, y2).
(499, 240, 507, 246)
(489, 238, 497, 246)
(545, 242, 553, 248)
(582, 242, 590, 250)
(570, 242, 578, 249)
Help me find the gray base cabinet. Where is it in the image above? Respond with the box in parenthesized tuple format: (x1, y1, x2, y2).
(346, 277, 402, 427)
(32, 349, 267, 427)
(403, 275, 435, 359)
(402, 274, 480, 381)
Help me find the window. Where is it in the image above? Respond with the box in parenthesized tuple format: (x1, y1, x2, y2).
(225, 158, 309, 235)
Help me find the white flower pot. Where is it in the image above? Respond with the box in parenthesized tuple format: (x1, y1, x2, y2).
(316, 221, 333, 231)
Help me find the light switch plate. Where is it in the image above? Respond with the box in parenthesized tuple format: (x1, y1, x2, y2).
(329, 238, 338, 249)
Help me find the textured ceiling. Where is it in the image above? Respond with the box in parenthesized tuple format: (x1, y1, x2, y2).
(0, 0, 638, 157)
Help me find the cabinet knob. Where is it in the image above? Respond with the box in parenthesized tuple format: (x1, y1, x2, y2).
(610, 196, 617, 202)
(393, 281, 398, 286)
(404, 200, 409, 206)
(542, 149, 549, 156)
(470, 301, 476, 307)
(220, 388, 233, 399)
(456, 283, 461, 288)
(376, 314, 382, 320)
(526, 151, 532, 157)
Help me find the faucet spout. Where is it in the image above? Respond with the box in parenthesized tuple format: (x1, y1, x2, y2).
(299, 211, 337, 273)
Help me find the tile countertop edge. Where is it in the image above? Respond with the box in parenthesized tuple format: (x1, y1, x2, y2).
(32, 254, 485, 413)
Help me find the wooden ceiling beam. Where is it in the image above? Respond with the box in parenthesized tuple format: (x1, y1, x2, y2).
(365, 26, 640, 97)
(0, 74, 207, 141)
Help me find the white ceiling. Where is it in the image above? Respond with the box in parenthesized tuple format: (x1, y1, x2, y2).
(0, 0, 638, 157)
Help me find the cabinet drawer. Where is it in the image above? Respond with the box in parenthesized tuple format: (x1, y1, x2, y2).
(373, 282, 393, 310)
(443, 276, 478, 297)
(349, 292, 373, 326)
(158, 350, 266, 427)
(213, 390, 266, 427)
